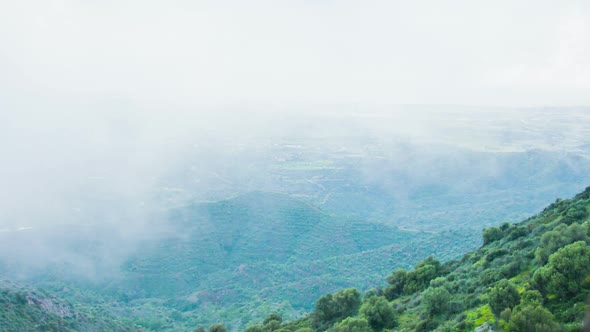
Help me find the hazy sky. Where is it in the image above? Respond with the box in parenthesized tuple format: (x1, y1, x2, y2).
(2, 1, 590, 275)
(1, 0, 589, 107)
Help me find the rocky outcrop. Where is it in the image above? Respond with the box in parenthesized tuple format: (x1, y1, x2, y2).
(475, 322, 493, 332)
(26, 292, 80, 319)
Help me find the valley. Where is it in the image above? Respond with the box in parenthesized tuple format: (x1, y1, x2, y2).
(2, 108, 590, 331)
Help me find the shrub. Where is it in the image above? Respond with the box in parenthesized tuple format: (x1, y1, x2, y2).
(488, 279, 520, 316)
(332, 317, 372, 332)
(422, 287, 451, 316)
(360, 296, 396, 330)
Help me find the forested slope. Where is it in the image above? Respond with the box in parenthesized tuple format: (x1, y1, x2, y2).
(4, 187, 590, 332)
(0, 280, 139, 332)
(0, 192, 480, 331)
(109, 191, 478, 329)
(239, 186, 590, 332)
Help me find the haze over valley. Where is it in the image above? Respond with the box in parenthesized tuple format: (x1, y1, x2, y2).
(1, 1, 590, 331)
(2, 106, 590, 330)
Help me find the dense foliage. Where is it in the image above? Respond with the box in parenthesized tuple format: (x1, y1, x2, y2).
(0, 281, 139, 332)
(3, 185, 590, 331)
(244, 186, 590, 331)
(33, 192, 480, 331)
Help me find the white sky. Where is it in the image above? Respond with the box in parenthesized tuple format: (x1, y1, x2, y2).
(1, 0, 589, 107)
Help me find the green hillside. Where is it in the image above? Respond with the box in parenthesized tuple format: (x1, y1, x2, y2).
(99, 192, 479, 330)
(0, 191, 481, 331)
(5, 187, 589, 331)
(241, 186, 590, 332)
(119, 191, 417, 296)
(0, 280, 140, 332)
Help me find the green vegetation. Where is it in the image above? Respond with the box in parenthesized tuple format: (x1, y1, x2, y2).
(312, 288, 361, 330)
(244, 186, 590, 331)
(0, 282, 139, 332)
(0, 191, 480, 331)
(332, 317, 372, 332)
(487, 279, 520, 316)
(359, 296, 396, 330)
(66, 191, 477, 330)
(3, 185, 590, 331)
(209, 324, 228, 332)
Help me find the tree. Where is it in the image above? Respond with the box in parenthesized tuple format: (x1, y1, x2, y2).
(532, 241, 590, 299)
(404, 266, 440, 294)
(263, 313, 282, 325)
(483, 227, 503, 245)
(332, 317, 372, 332)
(508, 305, 557, 332)
(260, 313, 282, 332)
(315, 293, 338, 322)
(385, 257, 442, 298)
(360, 296, 396, 331)
(488, 279, 520, 316)
(421, 287, 450, 316)
(209, 324, 228, 332)
(429, 277, 448, 289)
(520, 290, 543, 306)
(535, 223, 588, 265)
(563, 222, 588, 242)
(404, 264, 437, 293)
(535, 230, 565, 265)
(415, 256, 441, 271)
(313, 288, 361, 329)
(263, 320, 281, 332)
(562, 202, 588, 224)
(385, 269, 407, 300)
(333, 288, 362, 318)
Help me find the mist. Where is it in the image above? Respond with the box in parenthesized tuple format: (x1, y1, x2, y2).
(1, 1, 589, 106)
(2, 105, 590, 276)
(1, 1, 590, 282)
